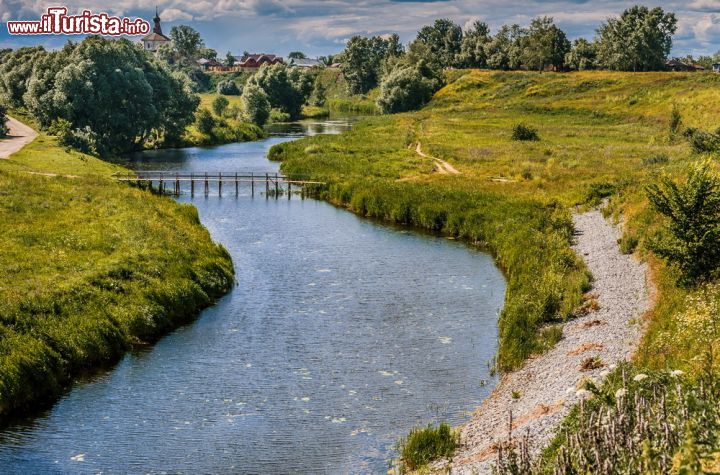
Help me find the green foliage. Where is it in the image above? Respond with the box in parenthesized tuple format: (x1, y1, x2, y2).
(485, 25, 525, 70)
(413, 19, 463, 69)
(646, 161, 720, 283)
(340, 35, 396, 94)
(521, 16, 570, 71)
(196, 108, 216, 135)
(398, 422, 457, 472)
(0, 46, 46, 107)
(0, 102, 8, 137)
(670, 103, 683, 138)
(642, 153, 669, 166)
(619, 233, 639, 254)
(511, 123, 540, 141)
(376, 61, 443, 114)
(169, 25, 203, 61)
(595, 5, 677, 71)
(288, 51, 306, 59)
(225, 51, 235, 68)
(564, 38, 597, 71)
(241, 83, 271, 126)
(212, 95, 230, 117)
(686, 128, 720, 154)
(459, 21, 491, 68)
(247, 63, 312, 119)
(217, 79, 241, 95)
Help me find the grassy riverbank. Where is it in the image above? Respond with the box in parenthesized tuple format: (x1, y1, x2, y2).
(269, 70, 720, 373)
(0, 122, 234, 419)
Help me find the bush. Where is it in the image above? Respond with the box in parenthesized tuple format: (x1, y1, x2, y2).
(0, 103, 8, 137)
(376, 61, 442, 114)
(512, 123, 540, 141)
(196, 108, 216, 135)
(641, 153, 669, 166)
(241, 83, 270, 126)
(212, 95, 229, 117)
(398, 422, 457, 472)
(669, 103, 682, 138)
(49, 118, 101, 155)
(687, 128, 720, 154)
(217, 79, 241, 96)
(646, 161, 720, 282)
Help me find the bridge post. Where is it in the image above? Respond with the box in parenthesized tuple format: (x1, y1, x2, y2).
(204, 173, 209, 196)
(219, 172, 222, 197)
(235, 172, 239, 197)
(288, 181, 291, 200)
(275, 173, 279, 199)
(175, 173, 179, 196)
(251, 172, 254, 196)
(266, 173, 269, 198)
(191, 173, 194, 196)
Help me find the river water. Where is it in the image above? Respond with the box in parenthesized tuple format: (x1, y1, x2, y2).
(0, 118, 505, 474)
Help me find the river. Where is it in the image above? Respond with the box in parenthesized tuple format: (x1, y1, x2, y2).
(0, 117, 506, 474)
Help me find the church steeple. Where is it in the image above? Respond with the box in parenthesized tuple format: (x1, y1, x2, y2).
(153, 7, 163, 36)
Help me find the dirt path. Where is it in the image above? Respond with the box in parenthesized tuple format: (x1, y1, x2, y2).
(415, 142, 460, 175)
(0, 116, 37, 159)
(436, 209, 651, 474)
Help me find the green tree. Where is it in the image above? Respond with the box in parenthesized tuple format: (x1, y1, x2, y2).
(521, 17, 570, 71)
(225, 51, 235, 67)
(217, 80, 241, 95)
(196, 108, 215, 135)
(241, 83, 270, 126)
(0, 46, 47, 107)
(341, 35, 391, 94)
(386, 33, 405, 58)
(459, 21, 491, 68)
(413, 19, 463, 68)
(565, 38, 597, 70)
(212, 95, 229, 116)
(646, 161, 720, 282)
(0, 102, 8, 137)
(288, 51, 307, 59)
(485, 25, 525, 70)
(248, 63, 311, 119)
(198, 47, 217, 61)
(376, 60, 442, 114)
(596, 6, 677, 71)
(170, 25, 204, 61)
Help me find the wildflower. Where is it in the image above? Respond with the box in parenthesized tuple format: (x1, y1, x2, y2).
(565, 386, 575, 395)
(600, 370, 610, 378)
(615, 388, 627, 398)
(670, 369, 685, 377)
(575, 389, 590, 398)
(633, 373, 648, 382)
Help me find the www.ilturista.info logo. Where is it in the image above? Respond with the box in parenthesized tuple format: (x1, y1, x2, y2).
(6, 7, 151, 36)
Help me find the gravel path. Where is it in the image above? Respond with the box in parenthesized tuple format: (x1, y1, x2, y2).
(439, 209, 651, 474)
(0, 116, 37, 159)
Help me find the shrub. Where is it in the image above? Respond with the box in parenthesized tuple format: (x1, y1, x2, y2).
(669, 103, 682, 138)
(212, 95, 229, 117)
(376, 61, 442, 114)
(512, 123, 539, 141)
(619, 233, 639, 254)
(49, 118, 101, 155)
(196, 108, 216, 135)
(0, 103, 8, 137)
(646, 161, 720, 283)
(641, 153, 669, 166)
(217, 79, 241, 96)
(686, 128, 720, 154)
(241, 83, 270, 126)
(398, 422, 457, 472)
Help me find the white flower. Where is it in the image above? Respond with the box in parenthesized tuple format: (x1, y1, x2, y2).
(566, 386, 575, 395)
(615, 388, 628, 398)
(600, 370, 610, 378)
(575, 389, 590, 398)
(608, 364, 617, 371)
(670, 370, 685, 377)
(633, 373, 648, 382)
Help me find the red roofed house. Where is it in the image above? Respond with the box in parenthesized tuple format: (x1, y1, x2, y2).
(231, 53, 284, 72)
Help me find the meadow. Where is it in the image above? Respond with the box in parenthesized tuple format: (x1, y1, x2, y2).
(0, 121, 234, 418)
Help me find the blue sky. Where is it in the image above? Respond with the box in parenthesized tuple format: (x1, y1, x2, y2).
(1, 0, 719, 57)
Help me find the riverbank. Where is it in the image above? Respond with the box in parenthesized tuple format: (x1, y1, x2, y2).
(268, 69, 720, 470)
(0, 121, 234, 420)
(445, 208, 651, 473)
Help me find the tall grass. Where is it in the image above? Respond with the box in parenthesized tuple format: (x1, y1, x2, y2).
(397, 422, 458, 472)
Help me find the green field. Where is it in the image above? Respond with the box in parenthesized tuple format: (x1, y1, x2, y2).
(270, 70, 720, 372)
(0, 123, 234, 418)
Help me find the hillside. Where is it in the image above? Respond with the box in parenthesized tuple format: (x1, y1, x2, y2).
(269, 70, 720, 470)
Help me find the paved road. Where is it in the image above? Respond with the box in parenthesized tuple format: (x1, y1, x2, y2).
(0, 116, 37, 158)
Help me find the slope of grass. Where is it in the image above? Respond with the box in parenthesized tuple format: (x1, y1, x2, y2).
(0, 128, 234, 418)
(269, 70, 720, 372)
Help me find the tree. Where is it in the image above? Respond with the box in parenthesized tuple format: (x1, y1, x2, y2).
(225, 51, 235, 68)
(198, 47, 217, 61)
(196, 108, 215, 135)
(565, 38, 597, 71)
(341, 35, 391, 94)
(217, 80, 241, 95)
(247, 63, 311, 119)
(0, 102, 8, 137)
(241, 83, 270, 126)
(646, 161, 720, 282)
(288, 51, 307, 59)
(485, 25, 525, 70)
(376, 60, 442, 114)
(459, 21, 491, 68)
(596, 6, 677, 71)
(521, 17, 570, 71)
(212, 95, 229, 116)
(24, 36, 198, 154)
(386, 33, 405, 58)
(414, 19, 463, 69)
(0, 46, 47, 107)
(170, 25, 204, 61)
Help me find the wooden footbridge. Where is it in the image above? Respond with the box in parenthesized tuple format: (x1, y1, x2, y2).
(112, 171, 325, 198)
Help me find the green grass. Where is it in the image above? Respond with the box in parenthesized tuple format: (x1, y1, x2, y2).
(0, 126, 234, 418)
(397, 422, 458, 472)
(187, 94, 264, 146)
(269, 70, 720, 372)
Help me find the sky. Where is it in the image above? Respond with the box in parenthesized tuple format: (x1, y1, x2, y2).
(1, 0, 719, 58)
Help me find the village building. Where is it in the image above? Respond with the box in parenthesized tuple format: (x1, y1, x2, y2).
(289, 58, 322, 68)
(197, 58, 223, 71)
(665, 59, 706, 72)
(141, 8, 171, 52)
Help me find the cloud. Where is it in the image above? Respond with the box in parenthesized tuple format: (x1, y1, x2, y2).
(160, 7, 194, 21)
